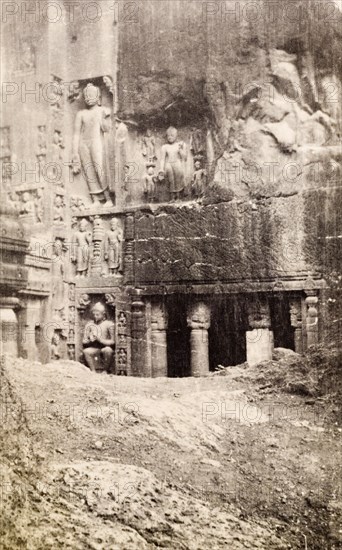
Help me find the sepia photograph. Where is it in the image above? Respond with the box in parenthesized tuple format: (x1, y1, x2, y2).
(0, 0, 341, 548)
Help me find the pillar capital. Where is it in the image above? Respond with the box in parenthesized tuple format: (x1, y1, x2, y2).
(187, 301, 211, 330)
(247, 298, 271, 329)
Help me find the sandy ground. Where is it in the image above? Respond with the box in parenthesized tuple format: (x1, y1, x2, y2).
(1, 352, 341, 549)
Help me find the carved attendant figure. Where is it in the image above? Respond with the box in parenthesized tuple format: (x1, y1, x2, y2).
(160, 126, 187, 201)
(191, 160, 207, 198)
(143, 164, 157, 202)
(83, 303, 115, 372)
(141, 129, 156, 163)
(72, 84, 112, 206)
(53, 195, 64, 222)
(104, 218, 123, 275)
(72, 218, 92, 277)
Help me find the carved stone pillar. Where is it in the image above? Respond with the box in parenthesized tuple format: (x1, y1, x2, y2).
(131, 290, 147, 377)
(187, 302, 211, 377)
(0, 297, 20, 356)
(124, 214, 134, 285)
(289, 297, 303, 354)
(305, 291, 319, 348)
(151, 302, 168, 377)
(246, 298, 274, 366)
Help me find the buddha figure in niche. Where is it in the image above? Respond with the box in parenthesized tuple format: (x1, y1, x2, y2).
(72, 83, 112, 206)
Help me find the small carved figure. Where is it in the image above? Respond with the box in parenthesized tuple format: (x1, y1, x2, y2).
(8, 191, 19, 213)
(160, 126, 187, 201)
(141, 129, 156, 163)
(50, 76, 63, 111)
(83, 302, 115, 372)
(69, 329, 75, 341)
(70, 196, 78, 213)
(53, 195, 64, 222)
(36, 126, 47, 173)
(68, 81, 81, 102)
(105, 293, 116, 306)
(20, 40, 35, 71)
(191, 160, 207, 198)
(77, 197, 87, 211)
(51, 130, 65, 162)
(72, 218, 92, 277)
(143, 164, 157, 202)
(104, 218, 123, 275)
(0, 127, 11, 158)
(78, 293, 91, 309)
(51, 332, 61, 360)
(69, 284, 76, 302)
(190, 128, 206, 160)
(118, 312, 127, 329)
(67, 345, 76, 361)
(69, 306, 76, 323)
(103, 75, 114, 95)
(35, 188, 44, 222)
(72, 84, 112, 206)
(19, 192, 35, 219)
(117, 348, 127, 370)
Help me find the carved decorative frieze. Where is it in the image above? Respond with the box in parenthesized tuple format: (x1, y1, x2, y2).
(51, 238, 67, 321)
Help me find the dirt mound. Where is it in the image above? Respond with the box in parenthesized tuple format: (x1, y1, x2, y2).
(1, 353, 341, 549)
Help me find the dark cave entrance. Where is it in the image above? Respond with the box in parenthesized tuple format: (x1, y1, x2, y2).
(269, 293, 295, 351)
(208, 296, 247, 370)
(166, 295, 191, 377)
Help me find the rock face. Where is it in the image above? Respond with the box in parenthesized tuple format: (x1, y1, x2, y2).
(118, 0, 342, 351)
(1, 0, 341, 368)
(0, 201, 29, 355)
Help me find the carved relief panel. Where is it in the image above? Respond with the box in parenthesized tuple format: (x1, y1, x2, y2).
(71, 215, 124, 278)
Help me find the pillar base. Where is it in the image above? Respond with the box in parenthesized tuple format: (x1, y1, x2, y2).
(0, 298, 20, 356)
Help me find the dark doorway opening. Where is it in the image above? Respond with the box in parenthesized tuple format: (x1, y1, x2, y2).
(209, 296, 247, 370)
(269, 293, 295, 350)
(167, 295, 191, 377)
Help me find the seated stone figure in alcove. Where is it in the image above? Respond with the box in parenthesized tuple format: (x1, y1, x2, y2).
(83, 302, 115, 372)
(72, 83, 112, 206)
